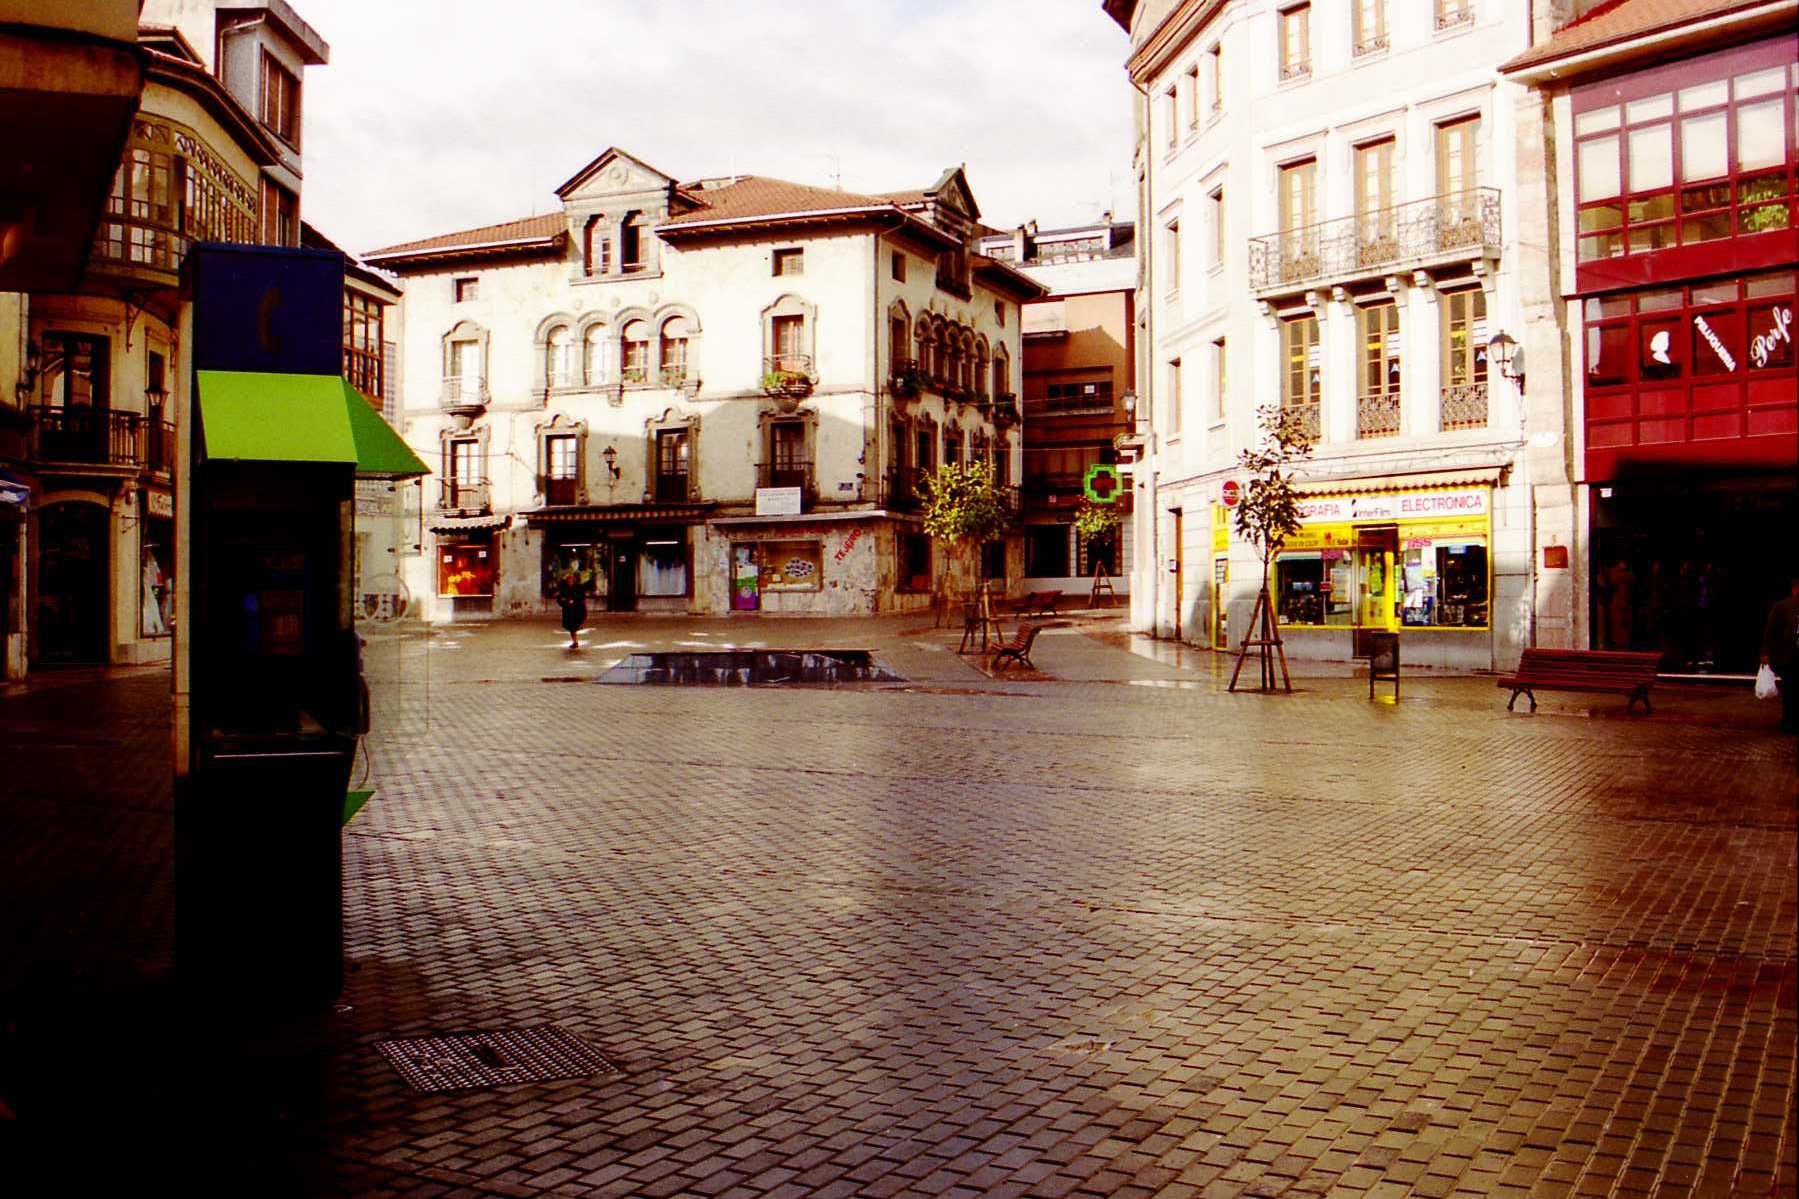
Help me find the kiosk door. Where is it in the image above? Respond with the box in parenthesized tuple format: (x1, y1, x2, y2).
(1354, 525, 1399, 657)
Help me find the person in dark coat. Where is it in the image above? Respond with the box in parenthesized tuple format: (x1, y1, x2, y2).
(553, 569, 588, 649)
(1762, 574, 1799, 734)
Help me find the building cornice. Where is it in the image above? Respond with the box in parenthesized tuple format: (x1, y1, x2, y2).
(364, 234, 566, 272)
(1126, 0, 1227, 85)
(1501, 0, 1796, 84)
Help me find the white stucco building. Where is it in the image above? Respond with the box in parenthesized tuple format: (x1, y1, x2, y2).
(367, 150, 1044, 621)
(1109, 0, 1548, 670)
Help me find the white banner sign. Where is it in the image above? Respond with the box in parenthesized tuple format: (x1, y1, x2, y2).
(755, 486, 803, 516)
(1297, 487, 1488, 524)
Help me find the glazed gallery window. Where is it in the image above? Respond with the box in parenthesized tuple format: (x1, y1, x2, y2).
(1582, 272, 1796, 388)
(1573, 48, 1793, 263)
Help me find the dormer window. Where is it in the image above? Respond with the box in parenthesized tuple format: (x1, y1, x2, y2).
(259, 52, 301, 147)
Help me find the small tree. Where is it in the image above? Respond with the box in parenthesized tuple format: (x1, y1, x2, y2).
(1228, 403, 1316, 692)
(919, 460, 1012, 617)
(1072, 498, 1122, 573)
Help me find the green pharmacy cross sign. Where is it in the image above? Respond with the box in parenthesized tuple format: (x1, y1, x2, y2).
(1083, 463, 1122, 504)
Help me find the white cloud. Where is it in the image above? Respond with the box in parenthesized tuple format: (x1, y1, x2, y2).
(295, 0, 1135, 254)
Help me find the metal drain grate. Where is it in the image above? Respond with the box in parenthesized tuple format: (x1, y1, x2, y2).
(377, 1025, 616, 1093)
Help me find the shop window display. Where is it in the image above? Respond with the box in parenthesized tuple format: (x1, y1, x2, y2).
(637, 537, 688, 597)
(1401, 539, 1489, 627)
(1276, 552, 1353, 626)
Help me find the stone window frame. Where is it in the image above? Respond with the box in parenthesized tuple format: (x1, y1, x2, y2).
(974, 335, 991, 400)
(653, 303, 703, 393)
(991, 344, 1012, 398)
(617, 306, 655, 387)
(533, 312, 580, 394)
(438, 421, 491, 506)
(887, 299, 911, 374)
(754, 402, 818, 494)
(535, 411, 588, 506)
(441, 319, 490, 407)
(643, 403, 702, 502)
(762, 293, 818, 379)
(576, 314, 614, 389)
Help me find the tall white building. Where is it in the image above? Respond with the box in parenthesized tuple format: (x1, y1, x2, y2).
(1109, 0, 1543, 670)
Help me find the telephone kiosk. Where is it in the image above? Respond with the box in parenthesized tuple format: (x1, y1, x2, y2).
(176, 244, 423, 1016)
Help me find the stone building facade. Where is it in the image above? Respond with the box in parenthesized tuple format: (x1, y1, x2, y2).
(368, 151, 1044, 621)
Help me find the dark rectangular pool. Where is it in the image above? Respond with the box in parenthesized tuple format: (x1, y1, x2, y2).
(595, 650, 904, 686)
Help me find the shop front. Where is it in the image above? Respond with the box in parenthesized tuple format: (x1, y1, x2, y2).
(525, 503, 708, 614)
(1273, 483, 1496, 669)
(430, 515, 508, 620)
(709, 513, 884, 616)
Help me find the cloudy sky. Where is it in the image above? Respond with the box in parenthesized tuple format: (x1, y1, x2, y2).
(296, 1, 1137, 256)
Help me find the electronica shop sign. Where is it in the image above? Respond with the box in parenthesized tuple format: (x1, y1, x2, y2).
(1295, 487, 1488, 525)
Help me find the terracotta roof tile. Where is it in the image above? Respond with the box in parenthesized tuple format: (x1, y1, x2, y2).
(365, 213, 563, 259)
(1504, 0, 1790, 72)
(661, 176, 900, 227)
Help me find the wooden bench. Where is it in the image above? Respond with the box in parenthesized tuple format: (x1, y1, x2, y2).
(989, 622, 1049, 674)
(1011, 591, 1067, 619)
(1497, 648, 1662, 713)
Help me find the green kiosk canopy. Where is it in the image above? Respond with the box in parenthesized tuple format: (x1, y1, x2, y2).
(196, 370, 429, 478)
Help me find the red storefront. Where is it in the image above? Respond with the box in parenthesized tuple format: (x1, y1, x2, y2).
(1570, 35, 1796, 673)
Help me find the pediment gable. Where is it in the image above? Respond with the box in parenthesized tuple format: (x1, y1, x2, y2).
(556, 147, 677, 201)
(927, 167, 981, 222)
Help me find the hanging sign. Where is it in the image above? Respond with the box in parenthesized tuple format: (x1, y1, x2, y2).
(1083, 463, 1122, 503)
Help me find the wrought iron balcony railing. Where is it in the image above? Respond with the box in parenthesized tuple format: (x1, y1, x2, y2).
(440, 375, 489, 411)
(30, 406, 142, 468)
(1283, 400, 1321, 442)
(885, 466, 924, 512)
(1440, 383, 1488, 432)
(1248, 187, 1501, 293)
(1357, 391, 1402, 439)
(542, 475, 579, 506)
(1435, 4, 1474, 30)
(762, 354, 814, 396)
(653, 470, 690, 503)
(757, 460, 815, 496)
(145, 420, 177, 475)
(439, 478, 490, 512)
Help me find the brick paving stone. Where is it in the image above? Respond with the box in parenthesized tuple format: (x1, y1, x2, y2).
(2, 616, 1796, 1196)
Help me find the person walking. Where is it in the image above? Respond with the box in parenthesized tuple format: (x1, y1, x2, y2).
(1762, 574, 1799, 734)
(553, 567, 589, 650)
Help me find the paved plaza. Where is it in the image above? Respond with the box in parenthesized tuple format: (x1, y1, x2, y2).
(1, 614, 1795, 1197)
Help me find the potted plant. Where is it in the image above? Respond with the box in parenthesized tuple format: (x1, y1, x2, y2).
(761, 368, 812, 397)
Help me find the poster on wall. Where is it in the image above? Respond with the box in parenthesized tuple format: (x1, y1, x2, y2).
(438, 544, 495, 597)
(731, 545, 759, 611)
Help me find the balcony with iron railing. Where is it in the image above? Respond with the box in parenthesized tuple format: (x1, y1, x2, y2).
(29, 406, 143, 471)
(440, 375, 490, 416)
(144, 419, 177, 476)
(1282, 400, 1322, 442)
(542, 474, 580, 506)
(439, 478, 490, 513)
(762, 353, 814, 397)
(1249, 187, 1501, 297)
(885, 466, 924, 512)
(1440, 382, 1488, 432)
(1357, 390, 1402, 439)
(653, 469, 690, 503)
(757, 460, 815, 501)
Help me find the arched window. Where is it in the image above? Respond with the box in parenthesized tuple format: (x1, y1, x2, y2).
(660, 316, 689, 386)
(974, 338, 990, 399)
(582, 216, 609, 277)
(622, 320, 650, 384)
(620, 212, 646, 273)
(583, 324, 610, 385)
(958, 330, 975, 392)
(545, 325, 572, 387)
(992, 347, 1010, 399)
(915, 322, 932, 379)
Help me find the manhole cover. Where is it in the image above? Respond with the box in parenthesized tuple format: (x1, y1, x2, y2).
(376, 1025, 616, 1093)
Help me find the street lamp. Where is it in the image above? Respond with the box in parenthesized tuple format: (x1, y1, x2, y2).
(1121, 390, 1141, 433)
(601, 444, 620, 479)
(1487, 331, 1524, 388)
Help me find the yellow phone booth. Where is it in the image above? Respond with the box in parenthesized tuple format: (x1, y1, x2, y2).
(1354, 526, 1400, 657)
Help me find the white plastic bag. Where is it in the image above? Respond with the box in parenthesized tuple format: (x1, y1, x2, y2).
(1755, 664, 1779, 700)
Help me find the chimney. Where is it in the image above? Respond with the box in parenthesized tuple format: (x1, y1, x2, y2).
(1102, 212, 1115, 249)
(1013, 224, 1028, 263)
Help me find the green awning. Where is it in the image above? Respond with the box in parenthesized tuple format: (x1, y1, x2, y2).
(197, 370, 429, 479)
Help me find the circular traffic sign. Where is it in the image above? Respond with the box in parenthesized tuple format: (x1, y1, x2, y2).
(1221, 479, 1241, 507)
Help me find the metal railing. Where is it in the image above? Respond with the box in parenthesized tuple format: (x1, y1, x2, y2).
(1440, 383, 1488, 431)
(1248, 187, 1501, 292)
(1283, 400, 1321, 441)
(764, 352, 813, 378)
(30, 406, 142, 467)
(542, 475, 579, 506)
(757, 460, 815, 497)
(440, 375, 490, 409)
(653, 471, 690, 503)
(1435, 4, 1474, 30)
(885, 466, 924, 512)
(1279, 59, 1311, 83)
(1357, 391, 1402, 439)
(439, 478, 490, 511)
(145, 420, 177, 474)
(658, 365, 689, 388)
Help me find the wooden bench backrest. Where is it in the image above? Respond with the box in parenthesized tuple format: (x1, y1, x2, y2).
(1516, 648, 1660, 678)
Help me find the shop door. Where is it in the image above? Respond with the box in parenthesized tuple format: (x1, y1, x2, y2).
(1353, 525, 1399, 657)
(36, 501, 109, 664)
(607, 543, 637, 611)
(1212, 556, 1229, 649)
(730, 545, 760, 611)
